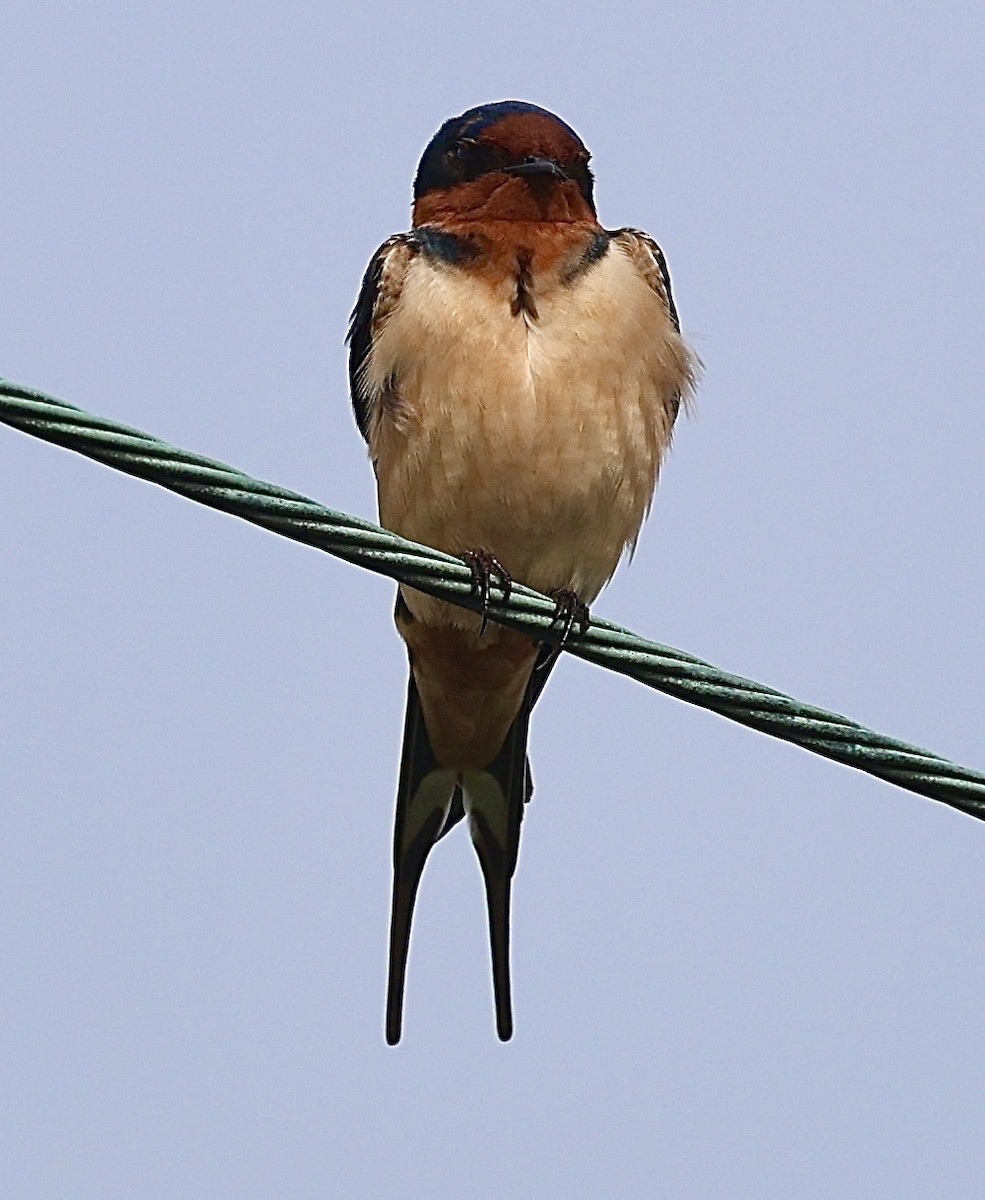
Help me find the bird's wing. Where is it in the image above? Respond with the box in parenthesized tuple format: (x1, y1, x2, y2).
(610, 227, 699, 431)
(610, 227, 682, 332)
(346, 233, 418, 443)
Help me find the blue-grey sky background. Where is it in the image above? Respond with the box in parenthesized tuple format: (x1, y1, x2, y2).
(2, 2, 983, 1195)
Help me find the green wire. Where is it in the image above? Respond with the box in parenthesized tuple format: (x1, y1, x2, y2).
(3, 377, 983, 821)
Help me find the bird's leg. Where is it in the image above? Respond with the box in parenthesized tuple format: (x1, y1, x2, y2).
(463, 549, 512, 636)
(539, 588, 591, 669)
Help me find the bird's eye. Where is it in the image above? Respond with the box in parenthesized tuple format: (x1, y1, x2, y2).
(448, 138, 478, 162)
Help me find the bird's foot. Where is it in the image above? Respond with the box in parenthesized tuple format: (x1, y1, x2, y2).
(540, 589, 590, 667)
(463, 549, 512, 636)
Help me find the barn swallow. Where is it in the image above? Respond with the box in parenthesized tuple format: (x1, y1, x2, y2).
(347, 101, 696, 1043)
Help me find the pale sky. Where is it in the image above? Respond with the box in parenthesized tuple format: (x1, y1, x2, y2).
(3, 2, 984, 1195)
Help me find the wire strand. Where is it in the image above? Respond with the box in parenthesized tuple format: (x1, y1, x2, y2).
(3, 377, 983, 821)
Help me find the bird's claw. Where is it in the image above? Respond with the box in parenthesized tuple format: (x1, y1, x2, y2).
(540, 589, 590, 668)
(463, 549, 512, 636)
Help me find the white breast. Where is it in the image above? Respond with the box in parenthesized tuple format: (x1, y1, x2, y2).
(368, 241, 690, 626)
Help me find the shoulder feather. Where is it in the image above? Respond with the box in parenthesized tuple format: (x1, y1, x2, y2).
(346, 234, 419, 442)
(610, 228, 682, 333)
(611, 226, 700, 421)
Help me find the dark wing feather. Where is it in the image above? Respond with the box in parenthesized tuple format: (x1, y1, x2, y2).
(611, 227, 682, 332)
(611, 227, 699, 429)
(346, 234, 416, 442)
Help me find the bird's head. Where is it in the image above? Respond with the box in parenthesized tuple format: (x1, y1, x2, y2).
(412, 101, 596, 226)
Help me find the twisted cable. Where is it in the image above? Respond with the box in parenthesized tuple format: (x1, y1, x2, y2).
(3, 377, 983, 822)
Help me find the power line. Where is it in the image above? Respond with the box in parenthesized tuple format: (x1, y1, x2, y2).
(3, 376, 983, 821)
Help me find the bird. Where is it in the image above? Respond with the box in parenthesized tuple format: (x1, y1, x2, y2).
(347, 100, 697, 1043)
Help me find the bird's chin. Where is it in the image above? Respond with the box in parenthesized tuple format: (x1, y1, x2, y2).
(413, 174, 593, 225)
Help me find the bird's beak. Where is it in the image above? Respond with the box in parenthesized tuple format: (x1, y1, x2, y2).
(503, 156, 569, 180)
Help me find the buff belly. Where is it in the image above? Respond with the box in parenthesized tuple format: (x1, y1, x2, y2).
(369, 243, 684, 630)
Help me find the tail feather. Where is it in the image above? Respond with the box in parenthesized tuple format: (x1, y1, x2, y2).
(435, 643, 556, 845)
(461, 667, 537, 1041)
(387, 644, 553, 1043)
(386, 673, 456, 1045)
